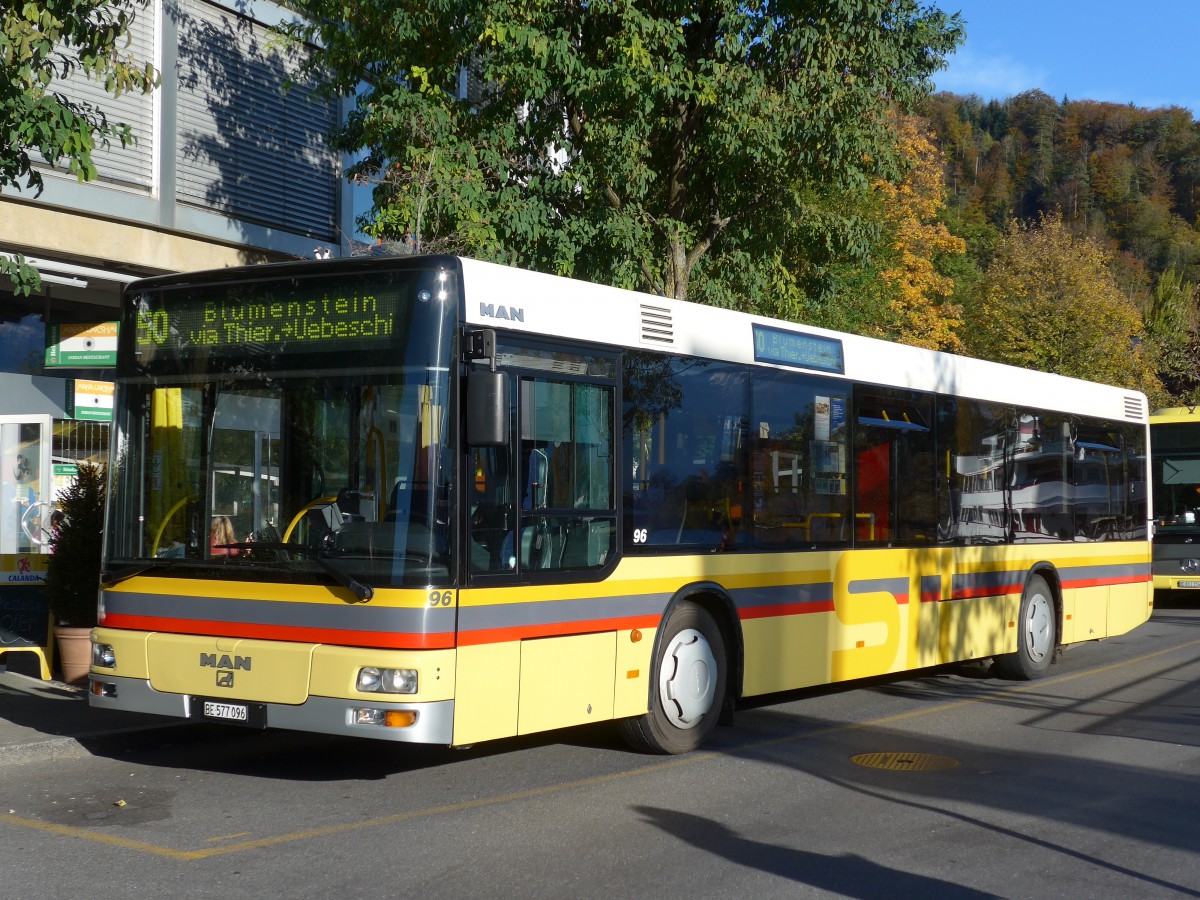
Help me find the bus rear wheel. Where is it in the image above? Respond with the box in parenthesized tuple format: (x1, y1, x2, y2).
(994, 574, 1056, 680)
(619, 603, 727, 754)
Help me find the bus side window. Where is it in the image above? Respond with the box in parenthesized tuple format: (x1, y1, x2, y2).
(749, 372, 849, 548)
(853, 390, 935, 546)
(623, 353, 746, 552)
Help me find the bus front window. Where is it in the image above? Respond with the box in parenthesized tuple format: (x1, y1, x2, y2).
(106, 264, 457, 588)
(1152, 421, 1200, 531)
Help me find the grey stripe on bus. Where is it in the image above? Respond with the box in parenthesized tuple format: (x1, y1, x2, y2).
(102, 592, 455, 633)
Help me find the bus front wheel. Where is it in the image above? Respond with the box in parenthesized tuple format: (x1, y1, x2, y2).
(994, 574, 1057, 680)
(619, 602, 727, 754)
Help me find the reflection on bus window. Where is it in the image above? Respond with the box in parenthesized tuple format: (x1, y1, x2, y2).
(624, 353, 746, 552)
(470, 364, 616, 575)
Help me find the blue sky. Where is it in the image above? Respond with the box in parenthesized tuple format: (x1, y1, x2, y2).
(933, 1, 1200, 116)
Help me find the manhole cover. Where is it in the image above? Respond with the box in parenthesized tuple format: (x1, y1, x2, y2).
(851, 752, 960, 772)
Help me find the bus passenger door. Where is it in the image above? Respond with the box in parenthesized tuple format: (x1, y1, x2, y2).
(455, 346, 619, 746)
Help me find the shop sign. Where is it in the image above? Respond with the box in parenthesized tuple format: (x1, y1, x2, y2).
(66, 379, 114, 421)
(45, 321, 119, 368)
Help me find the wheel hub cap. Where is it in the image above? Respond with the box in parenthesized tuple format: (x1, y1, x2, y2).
(1025, 593, 1053, 661)
(658, 628, 717, 729)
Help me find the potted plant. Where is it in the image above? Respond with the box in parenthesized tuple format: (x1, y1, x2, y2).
(43, 462, 106, 684)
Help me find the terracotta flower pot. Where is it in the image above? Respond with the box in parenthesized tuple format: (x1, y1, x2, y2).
(54, 625, 92, 685)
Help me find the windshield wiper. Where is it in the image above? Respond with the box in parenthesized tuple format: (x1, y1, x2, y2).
(220, 542, 375, 602)
(102, 558, 190, 587)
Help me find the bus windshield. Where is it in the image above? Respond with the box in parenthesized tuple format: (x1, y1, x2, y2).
(1152, 419, 1200, 534)
(105, 262, 459, 588)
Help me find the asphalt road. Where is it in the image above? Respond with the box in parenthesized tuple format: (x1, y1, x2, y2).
(2, 600, 1199, 900)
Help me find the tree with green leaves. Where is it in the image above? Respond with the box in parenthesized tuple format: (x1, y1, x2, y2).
(284, 0, 962, 311)
(1145, 267, 1200, 404)
(1, 0, 158, 295)
(965, 214, 1165, 402)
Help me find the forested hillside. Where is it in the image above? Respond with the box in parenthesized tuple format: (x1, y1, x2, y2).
(918, 90, 1200, 404)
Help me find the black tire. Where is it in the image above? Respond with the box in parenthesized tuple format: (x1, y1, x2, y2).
(994, 574, 1057, 680)
(618, 603, 727, 754)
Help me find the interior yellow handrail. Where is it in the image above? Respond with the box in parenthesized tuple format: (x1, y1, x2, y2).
(151, 495, 193, 557)
(282, 496, 338, 543)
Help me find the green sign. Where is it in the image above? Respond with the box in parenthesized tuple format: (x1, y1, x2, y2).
(65, 379, 114, 421)
(45, 322, 119, 368)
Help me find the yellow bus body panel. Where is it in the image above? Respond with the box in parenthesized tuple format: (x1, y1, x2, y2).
(1109, 581, 1154, 638)
(1069, 584, 1108, 641)
(613, 627, 657, 718)
(92, 626, 151, 679)
(146, 634, 313, 704)
(517, 632, 616, 735)
(936, 594, 1016, 662)
(454, 641, 520, 745)
(308, 646, 456, 702)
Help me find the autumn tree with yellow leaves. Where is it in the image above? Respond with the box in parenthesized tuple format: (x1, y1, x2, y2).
(873, 114, 966, 351)
(965, 214, 1165, 401)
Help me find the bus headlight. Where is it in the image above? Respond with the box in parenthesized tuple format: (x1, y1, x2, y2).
(92, 643, 116, 668)
(356, 666, 417, 694)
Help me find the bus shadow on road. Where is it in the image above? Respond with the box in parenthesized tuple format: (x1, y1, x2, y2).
(711, 713, 1200, 896)
(633, 804, 1001, 899)
(99, 716, 635, 783)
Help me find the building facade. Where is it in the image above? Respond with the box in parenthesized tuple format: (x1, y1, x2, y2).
(0, 0, 352, 555)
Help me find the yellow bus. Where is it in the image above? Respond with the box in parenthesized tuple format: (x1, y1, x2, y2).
(89, 256, 1153, 753)
(1149, 406, 1200, 594)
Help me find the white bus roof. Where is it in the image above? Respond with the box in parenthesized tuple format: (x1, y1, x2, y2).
(459, 257, 1147, 425)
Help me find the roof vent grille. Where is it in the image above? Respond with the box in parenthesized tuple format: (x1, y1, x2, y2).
(640, 303, 674, 346)
(1124, 395, 1146, 421)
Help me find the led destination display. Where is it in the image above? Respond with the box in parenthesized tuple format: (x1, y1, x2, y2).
(132, 280, 406, 359)
(752, 323, 844, 374)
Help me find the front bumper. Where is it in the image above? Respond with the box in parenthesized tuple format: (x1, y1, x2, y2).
(87, 674, 455, 745)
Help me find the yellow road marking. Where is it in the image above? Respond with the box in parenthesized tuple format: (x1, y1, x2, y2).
(5, 634, 1199, 860)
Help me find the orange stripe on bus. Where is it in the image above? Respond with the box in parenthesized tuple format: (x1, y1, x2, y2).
(740, 602, 835, 619)
(951, 586, 1023, 601)
(1061, 574, 1151, 589)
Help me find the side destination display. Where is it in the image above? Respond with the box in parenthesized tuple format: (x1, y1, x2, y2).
(752, 323, 844, 374)
(131, 277, 406, 359)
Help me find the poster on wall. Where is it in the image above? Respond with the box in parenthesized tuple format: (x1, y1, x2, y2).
(0, 553, 49, 655)
(44, 322, 119, 368)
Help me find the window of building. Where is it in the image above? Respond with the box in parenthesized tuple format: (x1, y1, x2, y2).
(175, 0, 339, 239)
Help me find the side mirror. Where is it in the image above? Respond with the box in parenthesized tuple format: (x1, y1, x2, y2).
(467, 370, 509, 447)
